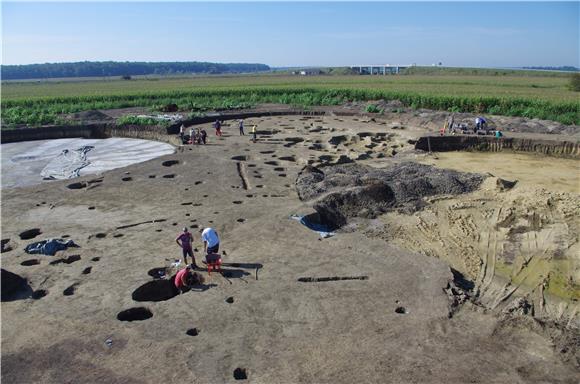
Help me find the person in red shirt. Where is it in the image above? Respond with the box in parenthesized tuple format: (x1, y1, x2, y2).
(176, 227, 197, 268)
(174, 266, 204, 293)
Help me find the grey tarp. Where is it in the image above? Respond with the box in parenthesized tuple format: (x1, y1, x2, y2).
(40, 146, 94, 180)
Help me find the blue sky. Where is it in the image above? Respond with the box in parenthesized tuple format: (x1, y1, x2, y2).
(2, 1, 579, 67)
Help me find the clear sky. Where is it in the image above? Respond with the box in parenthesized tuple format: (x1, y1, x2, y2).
(2, 1, 579, 68)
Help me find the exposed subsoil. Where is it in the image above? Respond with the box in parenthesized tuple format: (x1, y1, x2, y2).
(1, 112, 579, 383)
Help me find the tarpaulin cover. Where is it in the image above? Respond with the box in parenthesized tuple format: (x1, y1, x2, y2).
(40, 146, 94, 180)
(24, 239, 78, 256)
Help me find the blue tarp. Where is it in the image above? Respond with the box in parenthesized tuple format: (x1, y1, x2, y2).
(290, 214, 335, 238)
(24, 238, 78, 256)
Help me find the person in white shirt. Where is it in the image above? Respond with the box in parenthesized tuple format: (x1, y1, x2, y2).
(200, 227, 220, 262)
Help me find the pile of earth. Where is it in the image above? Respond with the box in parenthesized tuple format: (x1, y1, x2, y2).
(69, 110, 113, 122)
(295, 162, 485, 229)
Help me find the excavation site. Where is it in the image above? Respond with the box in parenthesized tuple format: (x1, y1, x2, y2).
(1, 106, 579, 383)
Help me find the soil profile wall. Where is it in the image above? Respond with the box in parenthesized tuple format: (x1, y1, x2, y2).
(415, 136, 580, 159)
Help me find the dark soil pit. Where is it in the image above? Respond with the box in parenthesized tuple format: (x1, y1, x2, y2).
(132, 279, 179, 302)
(163, 174, 176, 179)
(113, 234, 124, 238)
(191, 224, 199, 228)
(256, 185, 264, 188)
(1, 238, 12, 253)
(67, 182, 86, 190)
(121, 177, 132, 182)
(233, 201, 243, 204)
(185, 213, 190, 217)
(395, 306, 407, 314)
(95, 233, 107, 239)
(32, 289, 48, 300)
(247, 164, 257, 168)
(19, 228, 42, 240)
(91, 257, 100, 262)
(254, 175, 263, 179)
(149, 175, 156, 179)
(88, 206, 96, 210)
(49, 254, 81, 265)
(278, 174, 287, 177)
(117, 307, 153, 322)
(147, 267, 168, 279)
(82, 267, 92, 275)
(1, 269, 32, 301)
(274, 167, 285, 172)
(162, 160, 179, 167)
(61, 235, 70, 238)
(237, 219, 246, 223)
(226, 296, 234, 304)
(264, 161, 280, 166)
(231, 155, 250, 161)
(246, 194, 254, 198)
(156, 229, 163, 232)
(195, 181, 203, 185)
(63, 284, 78, 296)
(181, 202, 193, 206)
(21, 259, 40, 266)
(172, 223, 178, 226)
(186, 328, 199, 336)
(233, 368, 248, 380)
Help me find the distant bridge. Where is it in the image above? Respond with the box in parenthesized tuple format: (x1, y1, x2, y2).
(350, 64, 415, 75)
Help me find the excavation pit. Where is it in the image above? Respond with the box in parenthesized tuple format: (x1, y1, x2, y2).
(186, 328, 199, 336)
(117, 307, 153, 322)
(21, 259, 40, 266)
(233, 368, 248, 380)
(147, 267, 168, 279)
(132, 279, 179, 302)
(19, 228, 42, 240)
(162, 160, 179, 167)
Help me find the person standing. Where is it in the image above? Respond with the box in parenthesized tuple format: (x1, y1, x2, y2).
(179, 124, 185, 143)
(176, 227, 197, 268)
(189, 127, 195, 144)
(200, 128, 207, 144)
(214, 120, 222, 137)
(251, 125, 257, 143)
(239, 119, 245, 136)
(200, 227, 220, 257)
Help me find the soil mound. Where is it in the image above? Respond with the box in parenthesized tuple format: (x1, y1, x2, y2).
(296, 163, 485, 229)
(71, 110, 113, 121)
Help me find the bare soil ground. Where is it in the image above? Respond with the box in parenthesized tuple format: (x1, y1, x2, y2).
(2, 114, 579, 383)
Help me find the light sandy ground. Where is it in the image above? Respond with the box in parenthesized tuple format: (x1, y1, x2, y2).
(1, 138, 175, 189)
(1, 115, 578, 383)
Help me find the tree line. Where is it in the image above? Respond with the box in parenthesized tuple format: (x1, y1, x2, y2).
(1, 61, 271, 80)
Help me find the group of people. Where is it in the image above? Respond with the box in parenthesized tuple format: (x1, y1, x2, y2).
(180, 119, 258, 145)
(179, 125, 207, 145)
(441, 115, 502, 138)
(174, 226, 221, 292)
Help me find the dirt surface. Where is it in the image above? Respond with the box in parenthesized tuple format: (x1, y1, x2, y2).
(2, 114, 579, 383)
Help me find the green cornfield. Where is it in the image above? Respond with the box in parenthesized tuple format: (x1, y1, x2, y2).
(1, 73, 579, 127)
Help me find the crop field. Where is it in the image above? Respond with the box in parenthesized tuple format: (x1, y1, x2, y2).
(2, 73, 579, 127)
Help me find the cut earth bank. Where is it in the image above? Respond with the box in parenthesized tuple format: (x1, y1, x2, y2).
(1, 112, 579, 383)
